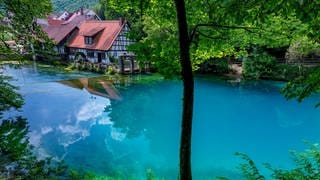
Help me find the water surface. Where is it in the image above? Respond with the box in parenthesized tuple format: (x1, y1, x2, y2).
(3, 64, 320, 179)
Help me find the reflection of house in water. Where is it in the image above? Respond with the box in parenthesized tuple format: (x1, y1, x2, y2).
(59, 77, 121, 100)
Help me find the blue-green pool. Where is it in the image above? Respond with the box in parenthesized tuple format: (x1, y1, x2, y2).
(3, 64, 320, 179)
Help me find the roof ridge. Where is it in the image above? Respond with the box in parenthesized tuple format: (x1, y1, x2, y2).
(84, 20, 121, 23)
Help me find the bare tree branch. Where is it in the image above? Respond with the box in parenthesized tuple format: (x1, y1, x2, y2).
(195, 30, 228, 41)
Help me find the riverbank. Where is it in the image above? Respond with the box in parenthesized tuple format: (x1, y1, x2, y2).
(3, 64, 320, 179)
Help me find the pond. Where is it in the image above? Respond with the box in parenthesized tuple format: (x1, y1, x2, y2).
(3, 64, 320, 179)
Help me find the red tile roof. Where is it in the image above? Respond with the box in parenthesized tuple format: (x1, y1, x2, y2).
(41, 15, 86, 44)
(83, 27, 105, 36)
(48, 19, 64, 26)
(67, 20, 124, 51)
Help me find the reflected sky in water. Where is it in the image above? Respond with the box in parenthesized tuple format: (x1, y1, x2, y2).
(3, 64, 320, 179)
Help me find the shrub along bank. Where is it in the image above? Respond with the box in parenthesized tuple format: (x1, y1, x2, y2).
(243, 53, 314, 81)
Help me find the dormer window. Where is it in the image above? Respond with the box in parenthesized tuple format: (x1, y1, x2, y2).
(84, 36, 93, 45)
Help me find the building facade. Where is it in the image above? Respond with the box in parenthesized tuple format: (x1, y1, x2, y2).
(68, 21, 135, 64)
(38, 9, 134, 65)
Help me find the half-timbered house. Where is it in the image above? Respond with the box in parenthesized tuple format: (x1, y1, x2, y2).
(37, 8, 101, 57)
(67, 19, 135, 64)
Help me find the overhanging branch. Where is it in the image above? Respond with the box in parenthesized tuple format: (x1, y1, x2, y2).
(189, 23, 259, 44)
(195, 30, 228, 41)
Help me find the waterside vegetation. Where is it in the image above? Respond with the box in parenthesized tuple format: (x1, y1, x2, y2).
(2, 0, 320, 179)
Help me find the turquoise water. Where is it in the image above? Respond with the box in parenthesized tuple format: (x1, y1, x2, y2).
(3, 64, 320, 179)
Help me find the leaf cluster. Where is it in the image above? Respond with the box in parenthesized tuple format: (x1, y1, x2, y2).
(281, 67, 320, 107)
(52, 0, 98, 12)
(0, 117, 69, 179)
(0, 74, 23, 117)
(243, 51, 277, 79)
(237, 143, 320, 179)
(98, 0, 319, 77)
(0, 0, 53, 58)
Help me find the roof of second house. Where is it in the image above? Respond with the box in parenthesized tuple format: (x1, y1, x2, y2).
(67, 20, 125, 51)
(45, 15, 86, 44)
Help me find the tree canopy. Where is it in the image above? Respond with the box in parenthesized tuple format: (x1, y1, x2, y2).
(98, 0, 319, 77)
(97, 1, 320, 179)
(51, 0, 98, 12)
(0, 0, 52, 58)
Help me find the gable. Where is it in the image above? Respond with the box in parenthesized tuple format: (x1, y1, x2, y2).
(110, 23, 135, 52)
(67, 20, 128, 51)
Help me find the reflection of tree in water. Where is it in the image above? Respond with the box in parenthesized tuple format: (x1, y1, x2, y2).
(0, 74, 68, 179)
(107, 83, 157, 138)
(108, 80, 182, 162)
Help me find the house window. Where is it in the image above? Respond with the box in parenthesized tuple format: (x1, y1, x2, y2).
(84, 36, 93, 45)
(87, 51, 94, 58)
(70, 48, 76, 54)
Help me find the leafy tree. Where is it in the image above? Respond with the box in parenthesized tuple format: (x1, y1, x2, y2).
(173, 0, 194, 178)
(0, 71, 70, 179)
(112, 0, 311, 76)
(235, 152, 265, 180)
(243, 51, 277, 79)
(263, 1, 320, 104)
(0, 0, 53, 59)
(51, 0, 98, 12)
(236, 143, 320, 179)
(0, 75, 23, 117)
(99, 0, 149, 40)
(0, 117, 69, 179)
(96, 0, 320, 178)
(282, 67, 320, 107)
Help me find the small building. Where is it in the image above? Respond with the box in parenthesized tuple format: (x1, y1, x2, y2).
(37, 8, 101, 56)
(67, 20, 135, 64)
(38, 9, 135, 68)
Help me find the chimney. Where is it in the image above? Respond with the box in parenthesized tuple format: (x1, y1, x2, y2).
(119, 17, 125, 25)
(80, 7, 84, 15)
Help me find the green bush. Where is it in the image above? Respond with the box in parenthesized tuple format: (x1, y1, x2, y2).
(275, 64, 308, 81)
(0, 117, 69, 179)
(197, 58, 230, 74)
(243, 53, 277, 79)
(236, 143, 320, 179)
(105, 66, 115, 75)
(215, 59, 230, 74)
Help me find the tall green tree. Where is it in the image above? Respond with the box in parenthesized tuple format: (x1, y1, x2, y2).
(0, 72, 70, 179)
(0, 0, 52, 59)
(173, 0, 193, 178)
(0, 75, 23, 117)
(98, 0, 320, 178)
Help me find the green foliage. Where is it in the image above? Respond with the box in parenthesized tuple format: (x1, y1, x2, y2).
(237, 143, 320, 179)
(105, 65, 115, 75)
(0, 67, 69, 179)
(97, 0, 319, 77)
(286, 36, 320, 63)
(0, 0, 53, 58)
(69, 170, 98, 179)
(51, 0, 98, 12)
(92, 3, 106, 20)
(0, 75, 23, 117)
(146, 169, 155, 180)
(0, 117, 30, 163)
(243, 52, 277, 79)
(0, 117, 69, 179)
(197, 58, 230, 74)
(235, 152, 265, 180)
(276, 64, 308, 81)
(281, 67, 320, 106)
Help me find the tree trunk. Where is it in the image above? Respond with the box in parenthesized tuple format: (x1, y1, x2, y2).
(173, 0, 194, 179)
